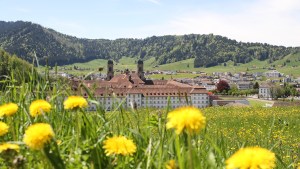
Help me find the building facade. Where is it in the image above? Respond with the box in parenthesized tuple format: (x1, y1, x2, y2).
(259, 84, 272, 99)
(264, 70, 282, 78)
(237, 82, 253, 90)
(80, 60, 210, 111)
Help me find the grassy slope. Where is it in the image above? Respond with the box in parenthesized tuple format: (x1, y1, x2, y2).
(39, 52, 300, 78)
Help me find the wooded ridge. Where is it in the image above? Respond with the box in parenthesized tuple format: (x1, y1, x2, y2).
(0, 21, 298, 67)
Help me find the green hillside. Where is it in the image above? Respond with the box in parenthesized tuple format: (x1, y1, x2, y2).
(1, 21, 299, 68)
(0, 49, 34, 88)
(45, 52, 300, 78)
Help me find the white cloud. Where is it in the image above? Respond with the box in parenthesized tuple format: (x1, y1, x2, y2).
(165, 0, 300, 46)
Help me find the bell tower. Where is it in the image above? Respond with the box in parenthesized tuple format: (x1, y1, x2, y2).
(106, 60, 114, 81)
(137, 60, 145, 80)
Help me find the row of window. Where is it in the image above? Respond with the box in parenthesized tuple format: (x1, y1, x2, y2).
(97, 95, 208, 100)
(260, 89, 269, 94)
(98, 98, 208, 104)
(193, 96, 208, 100)
(193, 101, 209, 104)
(88, 102, 209, 111)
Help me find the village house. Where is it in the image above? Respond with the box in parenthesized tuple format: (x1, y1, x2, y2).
(236, 81, 253, 90)
(201, 80, 216, 91)
(259, 83, 272, 99)
(264, 70, 282, 78)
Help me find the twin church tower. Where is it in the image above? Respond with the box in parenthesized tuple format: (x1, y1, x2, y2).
(106, 60, 145, 81)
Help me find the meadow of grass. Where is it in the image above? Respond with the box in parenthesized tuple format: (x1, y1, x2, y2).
(147, 73, 199, 80)
(1, 69, 300, 168)
(41, 52, 300, 78)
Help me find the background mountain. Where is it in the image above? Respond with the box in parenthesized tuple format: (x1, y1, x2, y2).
(0, 21, 299, 67)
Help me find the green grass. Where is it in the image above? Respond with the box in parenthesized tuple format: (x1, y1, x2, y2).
(1, 66, 300, 168)
(45, 53, 299, 88)
(147, 73, 199, 80)
(38, 52, 300, 78)
(247, 99, 273, 107)
(6, 48, 300, 168)
(4, 48, 300, 169)
(151, 58, 196, 71)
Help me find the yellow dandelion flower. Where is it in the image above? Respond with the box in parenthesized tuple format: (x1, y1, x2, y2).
(103, 136, 137, 156)
(166, 160, 178, 169)
(0, 121, 9, 136)
(226, 147, 276, 169)
(0, 102, 18, 117)
(56, 140, 62, 145)
(63, 96, 88, 110)
(23, 123, 55, 150)
(0, 143, 20, 153)
(166, 106, 206, 134)
(29, 100, 51, 117)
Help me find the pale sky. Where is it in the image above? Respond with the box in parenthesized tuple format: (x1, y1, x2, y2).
(1, 0, 300, 46)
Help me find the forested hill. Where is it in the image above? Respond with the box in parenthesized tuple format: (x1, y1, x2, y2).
(0, 21, 299, 67)
(0, 49, 33, 88)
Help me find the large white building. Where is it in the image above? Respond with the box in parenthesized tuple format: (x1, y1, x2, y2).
(259, 84, 272, 99)
(78, 60, 210, 111)
(264, 70, 282, 78)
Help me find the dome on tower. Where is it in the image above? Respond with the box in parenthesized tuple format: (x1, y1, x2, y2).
(108, 60, 113, 64)
(137, 60, 143, 64)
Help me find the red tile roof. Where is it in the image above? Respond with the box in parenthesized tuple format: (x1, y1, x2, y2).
(80, 73, 208, 97)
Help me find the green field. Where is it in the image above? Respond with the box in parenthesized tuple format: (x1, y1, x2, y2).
(39, 52, 300, 78)
(1, 72, 300, 168)
(247, 99, 272, 107)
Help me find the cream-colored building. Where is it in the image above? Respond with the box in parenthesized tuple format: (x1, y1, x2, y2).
(80, 60, 209, 111)
(259, 84, 272, 99)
